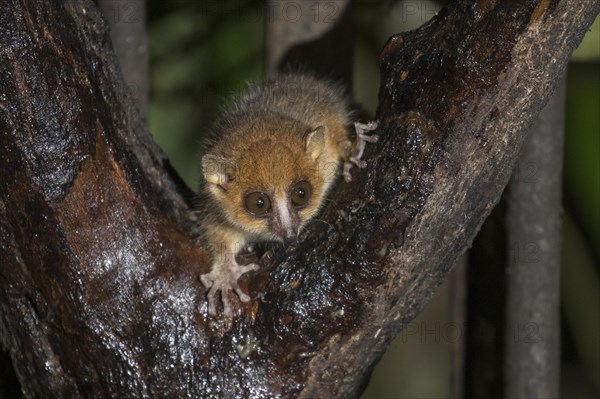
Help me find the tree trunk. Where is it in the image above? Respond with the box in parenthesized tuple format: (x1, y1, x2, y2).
(0, 0, 597, 398)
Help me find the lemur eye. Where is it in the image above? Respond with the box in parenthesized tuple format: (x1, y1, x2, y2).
(244, 192, 271, 216)
(291, 180, 312, 208)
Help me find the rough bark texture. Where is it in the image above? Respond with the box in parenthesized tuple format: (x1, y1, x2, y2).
(504, 75, 566, 399)
(0, 1, 597, 398)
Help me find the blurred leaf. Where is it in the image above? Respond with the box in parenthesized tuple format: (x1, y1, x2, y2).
(572, 15, 599, 61)
(564, 62, 600, 257)
(148, 1, 263, 189)
(561, 213, 600, 394)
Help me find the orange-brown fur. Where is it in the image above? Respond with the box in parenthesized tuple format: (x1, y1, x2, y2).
(197, 74, 375, 316)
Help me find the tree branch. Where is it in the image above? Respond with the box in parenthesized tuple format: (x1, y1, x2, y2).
(98, 0, 148, 120)
(266, 0, 353, 85)
(0, 0, 597, 398)
(504, 73, 566, 399)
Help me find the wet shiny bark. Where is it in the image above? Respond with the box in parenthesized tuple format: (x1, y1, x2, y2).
(0, 0, 597, 397)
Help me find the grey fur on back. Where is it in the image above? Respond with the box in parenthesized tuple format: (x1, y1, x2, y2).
(216, 74, 353, 135)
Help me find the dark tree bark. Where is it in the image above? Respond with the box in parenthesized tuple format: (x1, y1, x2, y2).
(0, 1, 597, 398)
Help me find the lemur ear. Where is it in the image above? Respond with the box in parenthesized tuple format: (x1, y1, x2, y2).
(304, 126, 326, 161)
(202, 154, 236, 190)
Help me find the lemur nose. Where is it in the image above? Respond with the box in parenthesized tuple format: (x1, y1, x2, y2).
(283, 227, 298, 243)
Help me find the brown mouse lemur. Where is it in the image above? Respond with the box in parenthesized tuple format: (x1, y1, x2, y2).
(198, 74, 378, 316)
